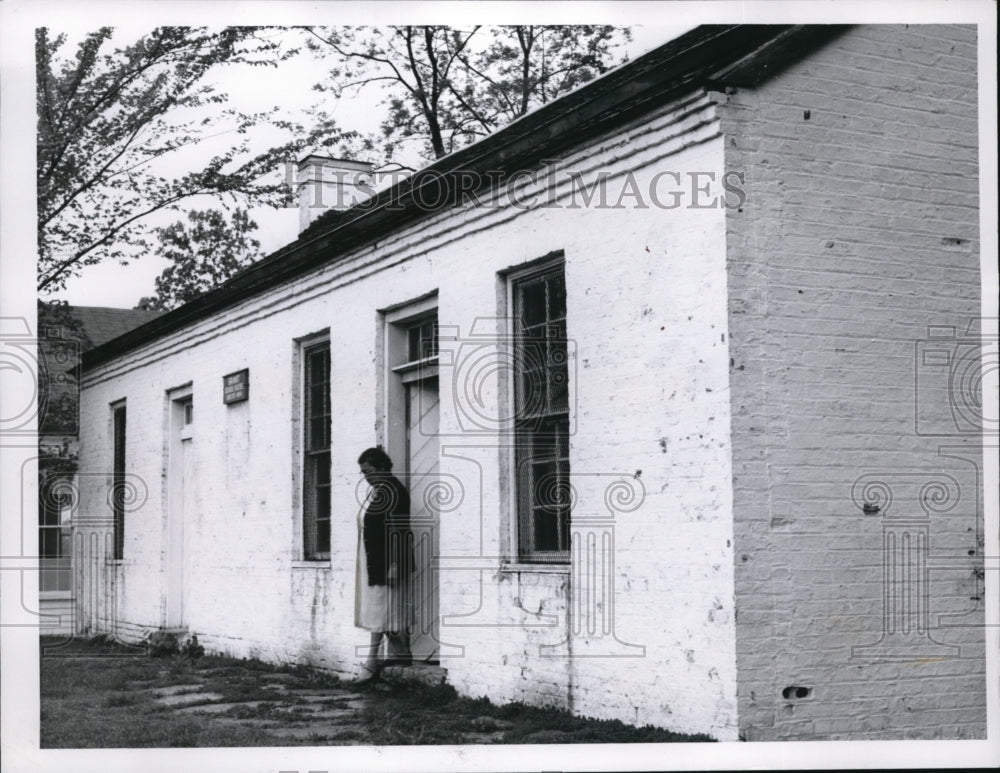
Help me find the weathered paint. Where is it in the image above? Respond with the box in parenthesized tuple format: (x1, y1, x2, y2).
(78, 91, 740, 738)
(75, 25, 985, 742)
(718, 24, 984, 740)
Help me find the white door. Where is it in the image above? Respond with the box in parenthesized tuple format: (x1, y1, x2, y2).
(406, 377, 439, 662)
(166, 397, 192, 628)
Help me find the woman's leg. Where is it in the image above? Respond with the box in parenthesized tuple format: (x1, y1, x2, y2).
(386, 630, 411, 666)
(362, 631, 383, 678)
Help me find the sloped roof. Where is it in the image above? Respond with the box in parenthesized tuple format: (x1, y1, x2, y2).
(83, 24, 848, 371)
(69, 306, 164, 350)
(39, 305, 163, 435)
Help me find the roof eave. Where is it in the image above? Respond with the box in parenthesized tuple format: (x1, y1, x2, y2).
(83, 24, 844, 372)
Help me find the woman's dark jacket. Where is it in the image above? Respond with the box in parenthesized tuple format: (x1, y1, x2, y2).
(362, 474, 412, 587)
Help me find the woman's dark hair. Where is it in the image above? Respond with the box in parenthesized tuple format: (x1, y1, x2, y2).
(358, 446, 393, 471)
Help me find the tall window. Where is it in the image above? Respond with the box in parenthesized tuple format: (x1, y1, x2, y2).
(303, 341, 332, 559)
(512, 263, 570, 562)
(39, 471, 72, 591)
(112, 404, 126, 560)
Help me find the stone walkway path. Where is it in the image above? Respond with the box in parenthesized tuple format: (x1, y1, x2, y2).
(132, 665, 495, 744)
(140, 670, 382, 743)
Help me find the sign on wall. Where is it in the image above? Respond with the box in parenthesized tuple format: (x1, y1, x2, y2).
(223, 369, 249, 405)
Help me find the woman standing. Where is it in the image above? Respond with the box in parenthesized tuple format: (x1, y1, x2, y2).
(354, 447, 412, 685)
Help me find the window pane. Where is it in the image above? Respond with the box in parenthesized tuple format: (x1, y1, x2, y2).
(520, 330, 546, 367)
(40, 498, 59, 526)
(418, 321, 432, 358)
(530, 415, 560, 449)
(518, 280, 547, 328)
(548, 350, 568, 414)
(424, 321, 439, 358)
(533, 507, 560, 553)
(308, 382, 324, 409)
(548, 275, 566, 320)
(303, 342, 331, 559)
(307, 347, 327, 374)
(512, 265, 569, 562)
(308, 418, 327, 451)
(316, 515, 330, 556)
(407, 318, 438, 361)
(559, 503, 570, 551)
(557, 426, 570, 460)
(407, 326, 421, 362)
(113, 406, 126, 561)
(314, 451, 331, 485)
(517, 366, 544, 417)
(40, 562, 56, 593)
(316, 477, 331, 556)
(532, 459, 557, 498)
(548, 320, 567, 359)
(39, 528, 59, 558)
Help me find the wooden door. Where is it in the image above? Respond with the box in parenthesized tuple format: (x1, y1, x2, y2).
(405, 376, 439, 662)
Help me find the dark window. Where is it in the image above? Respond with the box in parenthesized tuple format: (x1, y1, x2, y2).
(407, 318, 438, 362)
(303, 342, 331, 559)
(112, 404, 126, 560)
(512, 265, 570, 561)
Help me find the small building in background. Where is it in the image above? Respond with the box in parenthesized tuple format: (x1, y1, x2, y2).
(37, 305, 161, 634)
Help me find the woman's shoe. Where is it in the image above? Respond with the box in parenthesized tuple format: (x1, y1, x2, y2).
(345, 675, 376, 691)
(345, 665, 379, 691)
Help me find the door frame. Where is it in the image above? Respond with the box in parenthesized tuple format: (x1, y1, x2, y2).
(164, 384, 192, 629)
(378, 293, 440, 662)
(378, 292, 438, 467)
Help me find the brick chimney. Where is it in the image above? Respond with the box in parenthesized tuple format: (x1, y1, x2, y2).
(297, 155, 374, 233)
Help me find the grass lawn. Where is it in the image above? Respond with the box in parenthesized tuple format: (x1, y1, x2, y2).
(40, 636, 713, 747)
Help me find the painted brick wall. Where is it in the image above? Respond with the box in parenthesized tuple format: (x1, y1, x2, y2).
(433, 115, 738, 739)
(78, 92, 741, 738)
(718, 24, 984, 740)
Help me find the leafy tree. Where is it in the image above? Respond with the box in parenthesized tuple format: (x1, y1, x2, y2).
(37, 24, 629, 300)
(36, 26, 345, 294)
(135, 207, 263, 311)
(305, 25, 631, 163)
(454, 26, 632, 131)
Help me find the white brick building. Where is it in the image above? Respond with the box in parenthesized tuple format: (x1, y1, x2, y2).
(74, 25, 986, 741)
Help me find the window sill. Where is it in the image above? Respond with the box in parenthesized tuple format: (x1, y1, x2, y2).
(500, 562, 570, 575)
(40, 590, 72, 600)
(105, 559, 124, 567)
(292, 560, 332, 570)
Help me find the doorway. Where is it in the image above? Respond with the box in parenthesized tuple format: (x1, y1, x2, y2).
(405, 373, 440, 661)
(384, 300, 440, 663)
(166, 390, 193, 629)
